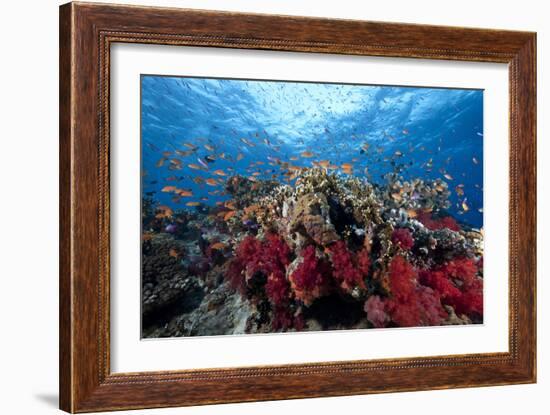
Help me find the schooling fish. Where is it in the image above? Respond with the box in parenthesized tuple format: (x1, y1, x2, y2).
(300, 151, 314, 158)
(205, 178, 218, 186)
(213, 169, 227, 176)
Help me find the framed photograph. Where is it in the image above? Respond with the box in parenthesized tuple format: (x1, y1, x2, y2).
(59, 2, 536, 412)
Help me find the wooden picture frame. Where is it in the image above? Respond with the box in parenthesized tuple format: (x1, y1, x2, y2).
(59, 2, 536, 412)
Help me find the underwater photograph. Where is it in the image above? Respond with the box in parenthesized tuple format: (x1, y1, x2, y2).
(141, 75, 484, 338)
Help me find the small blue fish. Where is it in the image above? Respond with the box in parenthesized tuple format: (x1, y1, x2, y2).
(197, 157, 209, 169)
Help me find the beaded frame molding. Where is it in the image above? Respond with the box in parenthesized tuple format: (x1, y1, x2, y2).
(59, 2, 536, 412)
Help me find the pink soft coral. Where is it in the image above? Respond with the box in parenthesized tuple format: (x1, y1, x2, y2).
(391, 228, 414, 250)
(364, 295, 390, 328)
(416, 286, 447, 326)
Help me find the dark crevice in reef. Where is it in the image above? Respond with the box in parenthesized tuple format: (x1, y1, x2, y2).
(142, 285, 205, 333)
(304, 294, 365, 329)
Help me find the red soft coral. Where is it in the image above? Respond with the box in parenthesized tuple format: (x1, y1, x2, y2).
(391, 228, 414, 250)
(388, 255, 417, 302)
(386, 255, 421, 327)
(417, 212, 461, 231)
(289, 246, 330, 305)
(265, 269, 290, 305)
(419, 258, 483, 320)
(225, 233, 291, 304)
(356, 248, 372, 275)
(328, 241, 366, 292)
(444, 257, 478, 286)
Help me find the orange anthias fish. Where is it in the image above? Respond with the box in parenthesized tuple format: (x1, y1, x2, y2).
(300, 151, 314, 158)
(223, 211, 237, 221)
(155, 205, 173, 219)
(224, 201, 237, 210)
(213, 169, 227, 176)
(178, 189, 193, 197)
(205, 178, 219, 186)
(188, 163, 203, 170)
(210, 242, 227, 250)
(156, 157, 166, 168)
(186, 201, 201, 207)
(161, 185, 177, 193)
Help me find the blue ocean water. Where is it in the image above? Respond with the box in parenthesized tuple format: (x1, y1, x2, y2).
(141, 75, 483, 228)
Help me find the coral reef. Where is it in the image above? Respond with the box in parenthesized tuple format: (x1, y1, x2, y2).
(142, 167, 484, 337)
